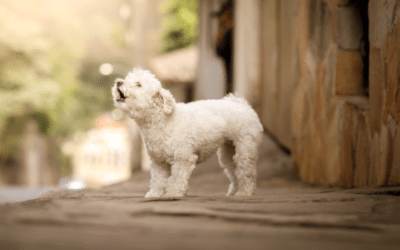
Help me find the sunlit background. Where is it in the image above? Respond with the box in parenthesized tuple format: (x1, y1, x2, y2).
(0, 0, 199, 202)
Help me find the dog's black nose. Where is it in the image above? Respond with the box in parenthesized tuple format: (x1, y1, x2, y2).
(116, 80, 123, 87)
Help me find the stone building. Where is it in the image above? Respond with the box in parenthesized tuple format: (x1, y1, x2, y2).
(197, 0, 400, 187)
(72, 114, 132, 187)
(150, 45, 197, 103)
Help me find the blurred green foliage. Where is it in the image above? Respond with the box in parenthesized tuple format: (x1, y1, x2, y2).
(0, 0, 124, 168)
(160, 0, 198, 52)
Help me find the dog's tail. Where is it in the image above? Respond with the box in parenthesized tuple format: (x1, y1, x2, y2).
(223, 93, 250, 106)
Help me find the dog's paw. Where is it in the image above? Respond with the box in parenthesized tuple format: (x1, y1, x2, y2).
(226, 183, 238, 196)
(145, 191, 164, 198)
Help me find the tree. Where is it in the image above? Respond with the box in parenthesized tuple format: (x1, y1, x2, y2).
(160, 0, 198, 53)
(0, 0, 119, 172)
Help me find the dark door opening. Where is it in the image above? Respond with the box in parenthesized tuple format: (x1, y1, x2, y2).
(213, 0, 234, 94)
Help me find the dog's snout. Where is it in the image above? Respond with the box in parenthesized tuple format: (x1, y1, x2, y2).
(114, 79, 126, 102)
(116, 87, 126, 102)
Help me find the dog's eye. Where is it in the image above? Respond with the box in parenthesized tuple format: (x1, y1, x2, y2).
(136, 82, 142, 87)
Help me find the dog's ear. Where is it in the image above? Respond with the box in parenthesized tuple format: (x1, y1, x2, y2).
(154, 88, 175, 115)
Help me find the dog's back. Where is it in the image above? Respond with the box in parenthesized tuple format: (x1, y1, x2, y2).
(179, 94, 262, 139)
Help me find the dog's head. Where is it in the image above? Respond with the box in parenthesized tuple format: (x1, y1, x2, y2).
(112, 68, 175, 121)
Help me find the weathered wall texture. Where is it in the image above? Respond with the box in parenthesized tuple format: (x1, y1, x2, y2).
(291, 0, 400, 187)
(257, 0, 299, 149)
(204, 0, 399, 188)
(232, 0, 298, 150)
(370, 0, 400, 186)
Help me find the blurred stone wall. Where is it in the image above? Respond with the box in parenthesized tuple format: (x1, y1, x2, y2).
(291, 0, 400, 187)
(257, 0, 299, 149)
(228, 0, 400, 187)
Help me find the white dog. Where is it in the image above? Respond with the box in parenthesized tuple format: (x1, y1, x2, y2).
(112, 68, 263, 198)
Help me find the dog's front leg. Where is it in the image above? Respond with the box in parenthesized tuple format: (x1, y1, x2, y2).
(145, 162, 170, 198)
(164, 161, 196, 198)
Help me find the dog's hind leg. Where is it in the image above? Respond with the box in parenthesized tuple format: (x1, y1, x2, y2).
(217, 142, 238, 196)
(145, 162, 170, 198)
(233, 137, 258, 196)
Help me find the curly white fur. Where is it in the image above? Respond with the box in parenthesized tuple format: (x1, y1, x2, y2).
(112, 68, 263, 198)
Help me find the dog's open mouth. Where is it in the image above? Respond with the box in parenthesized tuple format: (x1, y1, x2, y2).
(117, 88, 126, 102)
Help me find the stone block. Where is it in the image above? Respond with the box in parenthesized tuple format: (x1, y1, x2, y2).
(376, 123, 393, 186)
(369, 47, 384, 134)
(335, 49, 364, 96)
(338, 5, 363, 50)
(354, 113, 370, 187)
(338, 98, 369, 188)
(309, 128, 323, 184)
(368, 0, 397, 48)
(339, 104, 354, 188)
(388, 126, 400, 185)
(325, 108, 340, 186)
(369, 133, 379, 186)
(291, 77, 308, 139)
(383, 18, 400, 123)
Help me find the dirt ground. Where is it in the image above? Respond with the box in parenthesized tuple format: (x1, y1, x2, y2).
(1, 135, 400, 250)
